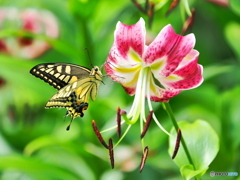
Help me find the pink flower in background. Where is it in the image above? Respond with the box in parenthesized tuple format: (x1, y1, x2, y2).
(105, 18, 203, 135)
(0, 8, 59, 59)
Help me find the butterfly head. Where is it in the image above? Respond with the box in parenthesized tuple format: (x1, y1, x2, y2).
(90, 66, 102, 81)
(94, 66, 99, 71)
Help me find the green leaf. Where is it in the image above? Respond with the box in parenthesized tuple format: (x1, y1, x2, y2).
(180, 164, 208, 180)
(37, 147, 96, 180)
(230, 0, 240, 16)
(169, 120, 219, 179)
(221, 86, 240, 150)
(203, 65, 233, 80)
(24, 126, 80, 156)
(0, 55, 54, 109)
(68, 0, 99, 19)
(0, 155, 81, 180)
(225, 22, 240, 59)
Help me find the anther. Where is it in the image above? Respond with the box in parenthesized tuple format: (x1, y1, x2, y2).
(140, 110, 153, 139)
(92, 120, 109, 149)
(172, 128, 182, 159)
(139, 146, 149, 173)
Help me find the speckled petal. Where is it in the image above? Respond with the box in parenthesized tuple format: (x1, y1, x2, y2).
(150, 88, 181, 102)
(169, 64, 203, 90)
(144, 25, 196, 76)
(148, 76, 181, 102)
(147, 71, 181, 102)
(115, 18, 146, 59)
(159, 49, 203, 90)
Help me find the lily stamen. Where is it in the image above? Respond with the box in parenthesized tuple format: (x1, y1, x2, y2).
(141, 110, 153, 139)
(108, 138, 114, 169)
(139, 146, 149, 173)
(92, 120, 109, 149)
(172, 128, 182, 159)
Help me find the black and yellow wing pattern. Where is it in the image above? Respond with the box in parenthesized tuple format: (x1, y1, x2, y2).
(30, 63, 103, 130)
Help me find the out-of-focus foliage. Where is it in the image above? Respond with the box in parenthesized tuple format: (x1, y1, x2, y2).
(0, 0, 239, 179)
(169, 120, 219, 179)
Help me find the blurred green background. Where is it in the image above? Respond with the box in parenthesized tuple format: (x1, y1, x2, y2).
(0, 0, 240, 179)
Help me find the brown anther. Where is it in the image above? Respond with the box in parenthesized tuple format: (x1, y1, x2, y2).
(131, 0, 147, 14)
(147, 2, 155, 28)
(131, 0, 155, 29)
(117, 107, 122, 138)
(139, 146, 149, 173)
(140, 110, 153, 139)
(108, 138, 114, 169)
(181, 9, 195, 35)
(166, 0, 180, 16)
(172, 128, 182, 159)
(92, 120, 109, 149)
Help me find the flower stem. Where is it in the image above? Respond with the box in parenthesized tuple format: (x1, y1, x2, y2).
(163, 102, 196, 170)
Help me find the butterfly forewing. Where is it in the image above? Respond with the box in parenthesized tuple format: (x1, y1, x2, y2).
(30, 63, 91, 90)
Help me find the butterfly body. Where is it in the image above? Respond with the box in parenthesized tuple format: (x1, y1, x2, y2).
(30, 63, 102, 124)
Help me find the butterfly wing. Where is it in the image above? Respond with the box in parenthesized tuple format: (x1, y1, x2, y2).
(45, 72, 102, 119)
(30, 63, 91, 90)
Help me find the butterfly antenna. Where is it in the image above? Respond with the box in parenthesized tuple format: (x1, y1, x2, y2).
(66, 117, 73, 131)
(84, 48, 94, 68)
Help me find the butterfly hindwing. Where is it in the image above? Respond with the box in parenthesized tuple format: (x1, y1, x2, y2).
(45, 91, 89, 118)
(30, 63, 91, 90)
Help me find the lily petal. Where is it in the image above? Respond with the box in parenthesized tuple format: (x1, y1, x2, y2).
(160, 50, 203, 90)
(105, 45, 142, 95)
(115, 18, 146, 59)
(150, 86, 181, 102)
(147, 71, 181, 102)
(144, 25, 195, 76)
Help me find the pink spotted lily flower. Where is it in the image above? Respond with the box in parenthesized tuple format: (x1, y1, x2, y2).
(105, 18, 203, 135)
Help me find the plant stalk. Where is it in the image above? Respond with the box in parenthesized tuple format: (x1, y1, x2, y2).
(163, 102, 196, 170)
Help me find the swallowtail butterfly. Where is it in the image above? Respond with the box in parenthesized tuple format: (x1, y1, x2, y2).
(30, 63, 103, 130)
